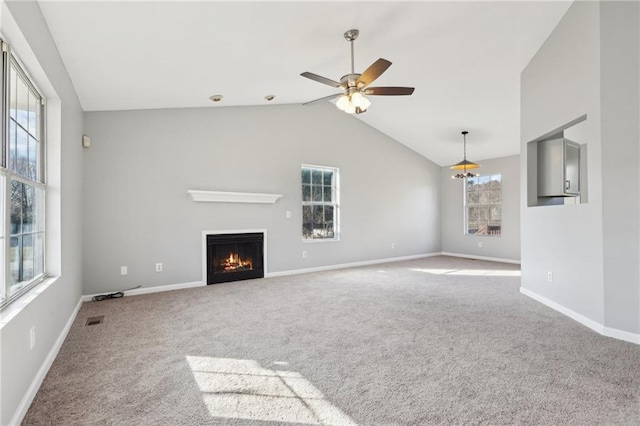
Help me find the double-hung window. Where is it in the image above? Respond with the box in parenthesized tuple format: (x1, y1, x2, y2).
(465, 174, 502, 236)
(301, 165, 339, 240)
(1, 39, 46, 308)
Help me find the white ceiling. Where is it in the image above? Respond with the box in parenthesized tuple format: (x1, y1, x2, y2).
(37, 0, 572, 166)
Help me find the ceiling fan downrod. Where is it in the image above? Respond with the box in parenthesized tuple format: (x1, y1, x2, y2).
(344, 29, 359, 75)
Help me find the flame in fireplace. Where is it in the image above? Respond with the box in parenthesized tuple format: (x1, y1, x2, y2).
(222, 253, 253, 272)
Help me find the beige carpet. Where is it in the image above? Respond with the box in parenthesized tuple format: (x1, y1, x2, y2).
(22, 256, 640, 425)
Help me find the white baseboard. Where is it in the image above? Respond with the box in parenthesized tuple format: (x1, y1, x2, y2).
(10, 297, 83, 426)
(82, 281, 205, 302)
(603, 326, 640, 344)
(441, 252, 521, 265)
(519, 287, 640, 345)
(83, 254, 444, 299)
(266, 252, 442, 277)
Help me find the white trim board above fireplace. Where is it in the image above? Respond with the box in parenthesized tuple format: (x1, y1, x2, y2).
(188, 190, 282, 204)
(201, 229, 269, 285)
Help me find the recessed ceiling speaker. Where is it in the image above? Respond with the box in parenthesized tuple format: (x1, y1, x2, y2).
(82, 135, 91, 148)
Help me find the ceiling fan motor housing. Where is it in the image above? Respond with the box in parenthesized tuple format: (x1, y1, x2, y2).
(340, 74, 362, 91)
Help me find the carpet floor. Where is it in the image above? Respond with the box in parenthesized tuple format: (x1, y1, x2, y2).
(22, 256, 640, 425)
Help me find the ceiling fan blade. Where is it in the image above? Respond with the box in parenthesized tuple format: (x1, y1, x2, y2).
(356, 58, 392, 87)
(301, 72, 342, 88)
(365, 86, 415, 96)
(303, 93, 343, 106)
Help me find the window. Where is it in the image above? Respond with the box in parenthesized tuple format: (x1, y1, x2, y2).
(465, 174, 501, 236)
(301, 165, 339, 240)
(1, 40, 46, 308)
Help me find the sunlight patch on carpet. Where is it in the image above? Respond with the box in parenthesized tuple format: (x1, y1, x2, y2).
(411, 268, 521, 277)
(186, 356, 356, 425)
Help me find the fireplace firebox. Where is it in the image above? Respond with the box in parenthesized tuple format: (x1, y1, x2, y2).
(207, 233, 264, 284)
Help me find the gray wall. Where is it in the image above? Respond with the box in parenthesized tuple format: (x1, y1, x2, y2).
(600, 1, 639, 333)
(82, 103, 441, 295)
(441, 155, 520, 262)
(521, 0, 639, 335)
(521, 0, 604, 325)
(0, 1, 84, 424)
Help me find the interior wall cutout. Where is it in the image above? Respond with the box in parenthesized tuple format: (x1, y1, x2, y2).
(526, 115, 589, 207)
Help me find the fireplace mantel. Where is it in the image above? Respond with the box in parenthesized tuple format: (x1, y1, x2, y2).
(188, 190, 282, 204)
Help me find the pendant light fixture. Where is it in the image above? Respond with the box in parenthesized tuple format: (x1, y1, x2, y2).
(451, 131, 480, 179)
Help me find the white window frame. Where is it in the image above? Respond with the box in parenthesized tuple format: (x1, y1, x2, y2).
(464, 173, 502, 237)
(301, 164, 340, 241)
(1, 39, 47, 309)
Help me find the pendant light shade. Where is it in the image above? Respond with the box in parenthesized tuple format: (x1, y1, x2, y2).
(451, 131, 480, 179)
(450, 159, 480, 171)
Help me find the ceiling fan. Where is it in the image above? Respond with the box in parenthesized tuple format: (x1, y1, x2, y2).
(301, 29, 415, 114)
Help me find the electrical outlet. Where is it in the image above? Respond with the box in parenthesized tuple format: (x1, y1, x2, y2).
(478, 242, 483, 248)
(302, 251, 307, 259)
(286, 210, 291, 219)
(120, 266, 128, 275)
(391, 243, 395, 249)
(547, 271, 553, 283)
(30, 326, 35, 350)
(155, 263, 163, 272)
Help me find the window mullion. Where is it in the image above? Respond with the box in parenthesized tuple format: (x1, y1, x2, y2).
(1, 176, 7, 302)
(1, 41, 8, 302)
(1, 40, 8, 169)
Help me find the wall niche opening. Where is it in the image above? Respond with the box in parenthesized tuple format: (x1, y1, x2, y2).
(527, 115, 589, 207)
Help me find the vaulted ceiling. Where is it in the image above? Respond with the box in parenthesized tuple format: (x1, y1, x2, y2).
(37, 0, 572, 166)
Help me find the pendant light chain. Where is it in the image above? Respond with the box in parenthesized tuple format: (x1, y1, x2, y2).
(463, 132, 467, 160)
(450, 130, 480, 179)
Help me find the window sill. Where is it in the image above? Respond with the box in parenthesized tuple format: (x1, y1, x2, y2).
(0, 275, 59, 328)
(302, 238, 341, 243)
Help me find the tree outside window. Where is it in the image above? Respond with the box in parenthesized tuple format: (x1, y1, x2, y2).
(465, 174, 501, 236)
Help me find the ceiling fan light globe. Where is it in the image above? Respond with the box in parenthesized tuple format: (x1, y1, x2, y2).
(360, 95, 372, 110)
(350, 92, 365, 107)
(344, 103, 356, 114)
(336, 95, 350, 111)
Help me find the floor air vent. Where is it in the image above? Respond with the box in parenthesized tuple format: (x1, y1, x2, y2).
(85, 316, 104, 326)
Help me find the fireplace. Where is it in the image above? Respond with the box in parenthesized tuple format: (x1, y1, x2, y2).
(207, 232, 264, 284)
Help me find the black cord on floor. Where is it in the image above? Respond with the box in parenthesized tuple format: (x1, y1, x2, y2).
(92, 292, 124, 302)
(91, 285, 141, 302)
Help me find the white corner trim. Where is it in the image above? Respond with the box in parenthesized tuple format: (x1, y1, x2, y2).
(602, 327, 640, 345)
(266, 252, 442, 277)
(10, 297, 83, 426)
(188, 190, 282, 204)
(82, 281, 205, 302)
(520, 287, 640, 345)
(441, 252, 521, 264)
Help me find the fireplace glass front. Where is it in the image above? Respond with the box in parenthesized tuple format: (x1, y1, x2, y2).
(207, 233, 264, 284)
